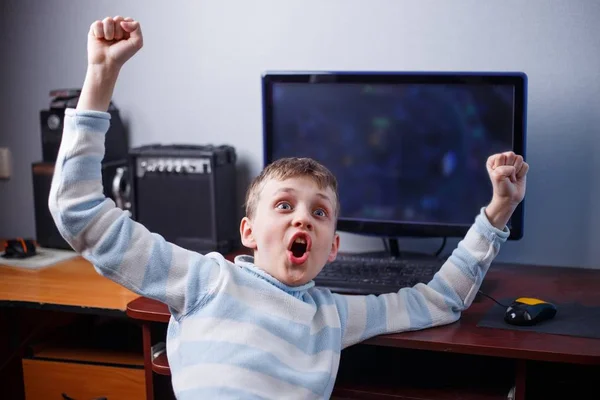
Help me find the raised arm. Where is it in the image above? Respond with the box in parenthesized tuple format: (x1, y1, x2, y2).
(335, 152, 529, 348)
(48, 17, 223, 317)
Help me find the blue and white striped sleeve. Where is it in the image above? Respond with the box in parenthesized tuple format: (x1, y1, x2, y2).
(334, 209, 509, 349)
(48, 108, 221, 317)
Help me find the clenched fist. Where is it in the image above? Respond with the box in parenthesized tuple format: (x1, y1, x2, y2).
(486, 151, 528, 206)
(77, 17, 143, 111)
(88, 16, 143, 69)
(484, 151, 529, 229)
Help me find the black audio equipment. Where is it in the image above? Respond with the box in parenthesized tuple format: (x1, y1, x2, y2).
(128, 144, 239, 254)
(32, 160, 131, 250)
(40, 89, 129, 163)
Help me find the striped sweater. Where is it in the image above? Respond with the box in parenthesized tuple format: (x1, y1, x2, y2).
(49, 109, 509, 399)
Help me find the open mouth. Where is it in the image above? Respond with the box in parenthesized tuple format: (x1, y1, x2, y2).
(288, 232, 311, 259)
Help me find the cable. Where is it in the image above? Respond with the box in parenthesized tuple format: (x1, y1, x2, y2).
(434, 237, 447, 258)
(477, 290, 509, 308)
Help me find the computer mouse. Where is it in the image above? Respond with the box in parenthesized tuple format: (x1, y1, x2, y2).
(504, 297, 557, 326)
(2, 238, 37, 259)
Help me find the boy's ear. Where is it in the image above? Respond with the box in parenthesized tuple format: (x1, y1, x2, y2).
(240, 217, 257, 250)
(327, 233, 340, 262)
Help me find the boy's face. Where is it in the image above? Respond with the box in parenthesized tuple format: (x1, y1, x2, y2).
(240, 176, 340, 287)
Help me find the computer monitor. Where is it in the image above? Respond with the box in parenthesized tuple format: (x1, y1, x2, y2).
(262, 71, 527, 241)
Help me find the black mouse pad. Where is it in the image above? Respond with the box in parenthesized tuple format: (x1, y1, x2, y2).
(477, 299, 600, 339)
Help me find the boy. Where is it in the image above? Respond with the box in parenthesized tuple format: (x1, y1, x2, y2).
(49, 17, 529, 399)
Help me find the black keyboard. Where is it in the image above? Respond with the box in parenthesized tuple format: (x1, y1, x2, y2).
(314, 253, 445, 295)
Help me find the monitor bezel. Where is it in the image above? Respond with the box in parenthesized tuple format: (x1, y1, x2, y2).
(262, 71, 527, 240)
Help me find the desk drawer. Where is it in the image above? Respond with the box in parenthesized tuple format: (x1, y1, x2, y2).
(23, 359, 145, 400)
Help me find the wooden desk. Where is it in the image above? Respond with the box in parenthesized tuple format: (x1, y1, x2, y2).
(365, 263, 600, 364)
(127, 262, 600, 400)
(0, 256, 144, 400)
(0, 256, 139, 315)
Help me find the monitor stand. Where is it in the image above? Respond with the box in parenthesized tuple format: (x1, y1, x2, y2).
(388, 237, 446, 260)
(388, 238, 401, 258)
(339, 238, 444, 262)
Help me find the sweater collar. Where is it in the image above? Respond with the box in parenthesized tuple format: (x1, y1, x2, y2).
(234, 255, 315, 296)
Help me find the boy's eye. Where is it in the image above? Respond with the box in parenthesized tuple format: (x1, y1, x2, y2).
(314, 208, 327, 218)
(276, 202, 292, 210)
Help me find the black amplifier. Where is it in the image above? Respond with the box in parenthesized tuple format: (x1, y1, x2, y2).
(32, 160, 131, 249)
(128, 144, 239, 254)
(40, 89, 129, 163)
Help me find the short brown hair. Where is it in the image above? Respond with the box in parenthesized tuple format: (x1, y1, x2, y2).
(244, 157, 340, 219)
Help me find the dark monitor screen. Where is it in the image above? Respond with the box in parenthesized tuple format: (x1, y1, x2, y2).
(262, 72, 527, 240)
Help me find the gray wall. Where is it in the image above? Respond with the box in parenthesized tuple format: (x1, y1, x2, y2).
(1, 0, 599, 268)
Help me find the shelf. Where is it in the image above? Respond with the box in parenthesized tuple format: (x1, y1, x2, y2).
(25, 313, 144, 368)
(333, 384, 510, 400)
(334, 345, 514, 400)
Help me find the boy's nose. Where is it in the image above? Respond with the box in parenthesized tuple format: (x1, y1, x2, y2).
(292, 210, 313, 230)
